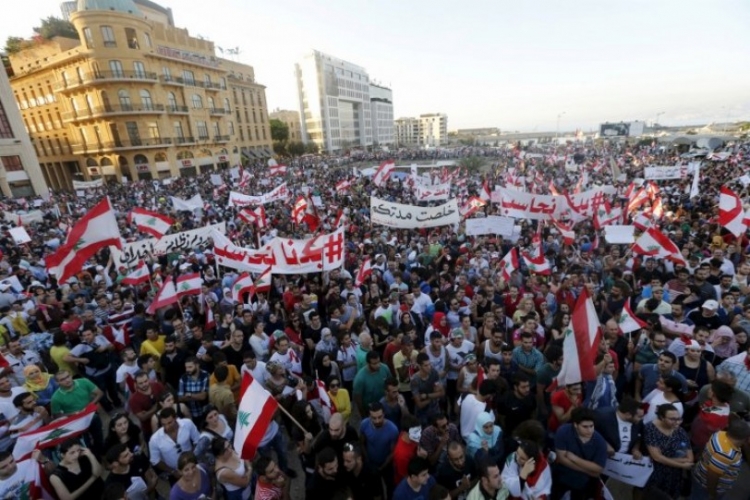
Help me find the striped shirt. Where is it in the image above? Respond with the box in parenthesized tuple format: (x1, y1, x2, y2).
(694, 431, 743, 493)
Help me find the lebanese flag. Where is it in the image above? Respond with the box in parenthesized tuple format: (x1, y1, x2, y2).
(627, 187, 649, 213)
(479, 180, 492, 201)
(232, 273, 255, 303)
(551, 289, 599, 389)
(146, 279, 179, 315)
(237, 208, 258, 225)
(355, 258, 373, 287)
(632, 227, 687, 266)
(128, 208, 174, 239)
(269, 164, 287, 176)
(234, 372, 278, 460)
(498, 248, 519, 282)
(292, 196, 308, 225)
(336, 179, 352, 193)
(522, 252, 551, 275)
(238, 166, 252, 189)
(176, 273, 203, 297)
(13, 403, 97, 460)
(551, 219, 575, 246)
(254, 267, 272, 293)
(46, 197, 123, 283)
(204, 296, 216, 331)
(618, 300, 647, 334)
(460, 196, 486, 219)
(238, 206, 267, 229)
(317, 379, 336, 413)
(122, 261, 150, 286)
(334, 209, 347, 228)
(650, 196, 664, 220)
(303, 200, 321, 232)
(372, 161, 395, 187)
(632, 212, 653, 231)
(100, 324, 130, 351)
(25, 459, 55, 500)
(719, 186, 747, 237)
(645, 181, 660, 201)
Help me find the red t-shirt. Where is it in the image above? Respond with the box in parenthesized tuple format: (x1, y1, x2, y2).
(548, 389, 580, 433)
(128, 381, 165, 437)
(384, 342, 401, 374)
(393, 433, 418, 486)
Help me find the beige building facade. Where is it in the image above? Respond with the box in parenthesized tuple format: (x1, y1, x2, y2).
(5, 0, 272, 188)
(269, 109, 302, 142)
(394, 113, 448, 148)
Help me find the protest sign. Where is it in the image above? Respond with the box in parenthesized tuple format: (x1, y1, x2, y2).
(603, 453, 653, 488)
(370, 197, 459, 229)
(111, 223, 226, 268)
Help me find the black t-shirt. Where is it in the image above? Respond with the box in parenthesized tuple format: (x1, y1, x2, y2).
(303, 325, 323, 353)
(311, 426, 359, 463)
(160, 349, 188, 389)
(497, 391, 537, 437)
(343, 466, 384, 500)
(105, 454, 151, 491)
(221, 344, 244, 372)
(307, 472, 345, 500)
(435, 455, 476, 494)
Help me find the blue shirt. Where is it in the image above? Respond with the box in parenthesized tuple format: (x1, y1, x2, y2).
(393, 475, 436, 500)
(360, 417, 399, 467)
(553, 423, 607, 489)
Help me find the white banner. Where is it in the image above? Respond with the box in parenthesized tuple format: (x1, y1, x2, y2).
(171, 194, 204, 211)
(213, 227, 345, 274)
(228, 182, 289, 207)
(643, 165, 688, 180)
(603, 453, 653, 488)
(72, 179, 104, 189)
(414, 182, 451, 201)
(2, 210, 45, 225)
(8, 227, 31, 244)
(112, 223, 226, 268)
(210, 174, 224, 186)
(465, 216, 515, 236)
(491, 186, 617, 221)
(604, 225, 636, 244)
(370, 197, 460, 228)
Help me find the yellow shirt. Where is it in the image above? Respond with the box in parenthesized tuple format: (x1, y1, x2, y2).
(140, 336, 166, 370)
(210, 365, 241, 402)
(50, 345, 77, 376)
(329, 388, 352, 423)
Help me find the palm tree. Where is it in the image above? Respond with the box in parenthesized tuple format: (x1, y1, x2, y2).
(458, 156, 487, 175)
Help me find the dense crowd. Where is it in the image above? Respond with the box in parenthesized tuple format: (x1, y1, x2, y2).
(0, 140, 748, 500)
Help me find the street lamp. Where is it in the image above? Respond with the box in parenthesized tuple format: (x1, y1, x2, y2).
(655, 111, 664, 128)
(556, 112, 566, 140)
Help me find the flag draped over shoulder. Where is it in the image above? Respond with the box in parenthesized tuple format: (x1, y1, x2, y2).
(13, 404, 97, 460)
(234, 372, 278, 460)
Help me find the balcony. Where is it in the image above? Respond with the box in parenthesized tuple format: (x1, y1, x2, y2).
(166, 105, 189, 114)
(209, 107, 229, 116)
(204, 82, 227, 92)
(173, 136, 196, 145)
(54, 70, 158, 91)
(197, 135, 210, 141)
(62, 103, 165, 122)
(71, 137, 172, 154)
(214, 135, 230, 142)
(160, 75, 184, 86)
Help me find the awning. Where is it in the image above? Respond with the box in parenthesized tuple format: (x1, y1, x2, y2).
(263, 147, 273, 157)
(246, 150, 258, 158)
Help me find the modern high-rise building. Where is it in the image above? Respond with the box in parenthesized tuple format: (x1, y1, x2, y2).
(394, 113, 448, 148)
(269, 109, 302, 142)
(0, 60, 49, 197)
(295, 50, 393, 152)
(369, 83, 393, 147)
(5, 0, 272, 188)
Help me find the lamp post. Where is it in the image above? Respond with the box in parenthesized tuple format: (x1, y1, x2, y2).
(556, 112, 566, 140)
(655, 111, 664, 129)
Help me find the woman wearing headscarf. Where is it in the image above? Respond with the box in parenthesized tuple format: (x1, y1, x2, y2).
(709, 325, 738, 365)
(425, 312, 450, 344)
(23, 365, 58, 406)
(465, 412, 503, 465)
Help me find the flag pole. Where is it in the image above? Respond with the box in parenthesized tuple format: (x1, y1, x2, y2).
(275, 399, 311, 435)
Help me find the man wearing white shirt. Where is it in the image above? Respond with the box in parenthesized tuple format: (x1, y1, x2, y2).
(3, 339, 41, 387)
(69, 324, 120, 411)
(410, 285, 433, 318)
(148, 407, 200, 483)
(115, 347, 140, 394)
(240, 350, 268, 386)
(268, 337, 302, 377)
(8, 392, 49, 438)
(459, 379, 496, 441)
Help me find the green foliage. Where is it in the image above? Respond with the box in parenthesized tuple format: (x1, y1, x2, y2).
(4, 36, 26, 54)
(269, 119, 289, 142)
(458, 156, 487, 174)
(287, 141, 306, 156)
(272, 141, 287, 156)
(304, 142, 319, 154)
(33, 16, 78, 40)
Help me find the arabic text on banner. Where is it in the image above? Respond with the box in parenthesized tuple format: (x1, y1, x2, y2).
(228, 182, 289, 207)
(370, 197, 460, 229)
(643, 165, 688, 180)
(465, 216, 515, 237)
(72, 179, 104, 189)
(111, 223, 226, 268)
(491, 186, 617, 221)
(2, 210, 45, 225)
(171, 194, 204, 211)
(414, 182, 451, 201)
(602, 453, 653, 488)
(213, 227, 345, 274)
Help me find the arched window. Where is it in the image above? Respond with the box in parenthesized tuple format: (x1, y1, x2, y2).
(167, 92, 177, 109)
(192, 94, 203, 109)
(223, 98, 230, 112)
(207, 97, 215, 111)
(118, 89, 131, 110)
(139, 89, 153, 109)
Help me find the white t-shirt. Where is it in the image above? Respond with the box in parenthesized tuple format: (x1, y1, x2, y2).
(615, 414, 632, 453)
(241, 360, 268, 386)
(0, 461, 29, 499)
(460, 396, 488, 441)
(116, 362, 140, 385)
(445, 341, 475, 380)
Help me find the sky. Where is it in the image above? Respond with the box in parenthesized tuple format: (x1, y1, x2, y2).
(2, 0, 750, 132)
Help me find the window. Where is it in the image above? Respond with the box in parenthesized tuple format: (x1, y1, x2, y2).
(212, 122, 220, 137)
(1, 156, 23, 172)
(249, 92, 254, 106)
(82, 27, 94, 48)
(182, 70, 195, 85)
(163, 66, 171, 79)
(118, 89, 131, 110)
(196, 121, 209, 140)
(173, 121, 184, 139)
(204, 74, 211, 87)
(167, 92, 177, 109)
(140, 89, 153, 109)
(109, 60, 124, 78)
(133, 61, 146, 78)
(0, 101, 15, 138)
(191, 95, 203, 109)
(101, 26, 116, 47)
(125, 28, 138, 49)
(125, 121, 141, 145)
(228, 121, 235, 136)
(207, 97, 215, 110)
(144, 33, 152, 48)
(223, 98, 230, 112)
(146, 122, 160, 139)
(262, 128, 266, 141)
(219, 77, 226, 89)
(239, 128, 244, 141)
(79, 128, 88, 145)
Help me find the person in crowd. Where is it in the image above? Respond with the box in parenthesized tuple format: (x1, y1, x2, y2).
(552, 408, 607, 500)
(393, 456, 436, 500)
(435, 441, 478, 499)
(104, 443, 158, 500)
(360, 401, 399, 495)
(308, 447, 345, 499)
(49, 438, 105, 500)
(501, 439, 553, 500)
(212, 437, 253, 500)
(691, 415, 750, 500)
(148, 407, 200, 484)
(254, 455, 291, 500)
(169, 451, 213, 500)
(593, 396, 644, 458)
(644, 403, 693, 498)
(104, 412, 148, 457)
(466, 457, 508, 500)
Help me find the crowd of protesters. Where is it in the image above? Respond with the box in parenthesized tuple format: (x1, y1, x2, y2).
(0, 140, 748, 500)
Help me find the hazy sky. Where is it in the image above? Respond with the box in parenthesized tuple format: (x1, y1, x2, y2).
(3, 0, 749, 131)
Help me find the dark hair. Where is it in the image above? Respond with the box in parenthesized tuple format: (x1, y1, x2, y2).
(0, 450, 11, 463)
(416, 352, 429, 365)
(659, 351, 677, 364)
(368, 401, 384, 414)
(512, 373, 530, 388)
(102, 482, 127, 500)
(104, 413, 143, 451)
(476, 456, 499, 479)
(105, 443, 129, 465)
(617, 396, 641, 416)
(12, 392, 33, 408)
(662, 375, 683, 396)
(177, 451, 198, 470)
(59, 437, 82, 454)
(365, 350, 380, 363)
(401, 414, 420, 430)
(214, 364, 228, 383)
(243, 349, 256, 360)
(212, 351, 227, 364)
(570, 407, 596, 425)
(255, 455, 275, 477)
(710, 380, 735, 404)
(211, 437, 230, 457)
(431, 412, 448, 426)
(316, 447, 337, 468)
(478, 379, 497, 397)
(726, 414, 750, 441)
(655, 403, 678, 419)
(159, 406, 177, 421)
(512, 420, 545, 446)
(517, 439, 540, 461)
(407, 456, 430, 477)
(428, 484, 451, 500)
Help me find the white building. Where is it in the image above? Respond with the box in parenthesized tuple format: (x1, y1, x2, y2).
(369, 83, 393, 147)
(0, 65, 48, 198)
(395, 113, 448, 148)
(296, 50, 394, 152)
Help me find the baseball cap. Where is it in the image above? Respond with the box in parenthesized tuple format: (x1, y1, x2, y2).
(702, 300, 719, 310)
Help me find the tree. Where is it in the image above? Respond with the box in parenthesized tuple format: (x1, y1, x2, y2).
(33, 16, 78, 40)
(305, 142, 319, 155)
(272, 141, 287, 157)
(4, 36, 26, 54)
(288, 141, 306, 157)
(269, 119, 289, 142)
(458, 156, 487, 175)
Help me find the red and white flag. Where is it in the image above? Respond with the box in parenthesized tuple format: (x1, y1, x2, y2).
(498, 248, 520, 282)
(292, 196, 308, 225)
(238, 166, 252, 189)
(269, 164, 287, 176)
(336, 179, 352, 193)
(522, 252, 551, 275)
(459, 196, 486, 219)
(551, 219, 575, 246)
(25, 459, 56, 500)
(234, 372, 278, 460)
(316, 379, 336, 413)
(204, 296, 216, 331)
(254, 267, 272, 293)
(632, 212, 653, 231)
(13, 403, 97, 460)
(146, 279, 179, 315)
(618, 300, 648, 334)
(176, 273, 203, 297)
(128, 208, 174, 239)
(632, 227, 687, 266)
(552, 289, 600, 389)
(238, 206, 267, 229)
(231, 272, 255, 303)
(122, 261, 150, 286)
(479, 180, 492, 201)
(303, 200, 321, 232)
(46, 197, 123, 283)
(355, 258, 373, 287)
(372, 161, 395, 187)
(627, 187, 649, 213)
(719, 186, 747, 237)
(334, 209, 348, 228)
